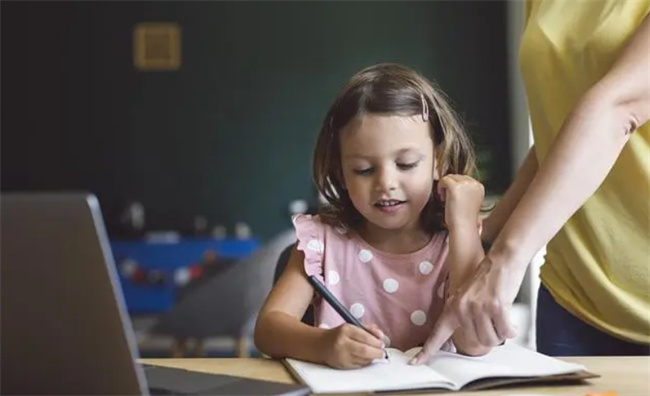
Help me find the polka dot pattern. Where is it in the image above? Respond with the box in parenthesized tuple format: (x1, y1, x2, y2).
(358, 249, 373, 263)
(382, 278, 399, 293)
(410, 310, 427, 326)
(437, 282, 445, 299)
(328, 270, 340, 286)
(294, 214, 452, 351)
(307, 239, 324, 253)
(350, 303, 365, 319)
(419, 261, 434, 275)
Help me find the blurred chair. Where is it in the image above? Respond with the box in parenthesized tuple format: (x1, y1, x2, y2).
(150, 229, 297, 357)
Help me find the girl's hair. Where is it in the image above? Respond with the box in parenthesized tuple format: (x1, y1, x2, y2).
(313, 63, 478, 233)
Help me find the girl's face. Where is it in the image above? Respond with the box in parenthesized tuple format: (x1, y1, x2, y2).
(340, 114, 437, 234)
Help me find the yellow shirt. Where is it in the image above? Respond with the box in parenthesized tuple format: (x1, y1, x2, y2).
(520, 0, 650, 344)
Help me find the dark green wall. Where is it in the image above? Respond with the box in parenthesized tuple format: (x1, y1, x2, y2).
(1, 1, 510, 240)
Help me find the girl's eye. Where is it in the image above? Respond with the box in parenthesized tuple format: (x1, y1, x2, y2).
(397, 162, 418, 170)
(353, 168, 373, 175)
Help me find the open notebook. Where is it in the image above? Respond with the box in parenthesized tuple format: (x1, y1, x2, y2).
(284, 343, 597, 394)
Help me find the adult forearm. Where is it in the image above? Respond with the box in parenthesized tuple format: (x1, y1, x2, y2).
(254, 311, 327, 363)
(482, 147, 538, 243)
(488, 92, 635, 282)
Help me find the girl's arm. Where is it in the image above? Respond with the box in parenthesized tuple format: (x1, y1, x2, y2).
(255, 246, 386, 368)
(481, 146, 538, 244)
(438, 174, 491, 356)
(447, 222, 491, 356)
(254, 247, 327, 363)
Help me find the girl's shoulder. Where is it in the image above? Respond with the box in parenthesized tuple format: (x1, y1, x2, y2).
(292, 213, 351, 241)
(292, 213, 354, 281)
(292, 213, 358, 252)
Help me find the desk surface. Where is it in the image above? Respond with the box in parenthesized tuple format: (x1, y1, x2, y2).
(140, 356, 650, 395)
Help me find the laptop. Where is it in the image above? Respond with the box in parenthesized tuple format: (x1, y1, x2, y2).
(0, 193, 310, 396)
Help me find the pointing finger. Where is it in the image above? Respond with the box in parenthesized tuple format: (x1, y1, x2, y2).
(409, 307, 459, 365)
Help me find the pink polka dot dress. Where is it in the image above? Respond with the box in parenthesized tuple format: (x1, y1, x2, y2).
(293, 214, 453, 352)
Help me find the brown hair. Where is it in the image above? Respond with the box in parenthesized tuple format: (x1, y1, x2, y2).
(313, 63, 478, 233)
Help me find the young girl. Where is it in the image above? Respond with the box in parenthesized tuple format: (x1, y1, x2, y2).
(254, 63, 491, 369)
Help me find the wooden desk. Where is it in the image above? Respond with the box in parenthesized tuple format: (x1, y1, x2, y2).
(140, 356, 650, 395)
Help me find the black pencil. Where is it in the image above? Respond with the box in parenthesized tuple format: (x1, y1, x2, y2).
(308, 275, 389, 361)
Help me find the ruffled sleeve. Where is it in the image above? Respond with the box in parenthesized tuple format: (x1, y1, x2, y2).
(292, 214, 325, 283)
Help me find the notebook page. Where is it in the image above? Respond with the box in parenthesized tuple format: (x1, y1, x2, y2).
(426, 343, 586, 389)
(285, 350, 455, 394)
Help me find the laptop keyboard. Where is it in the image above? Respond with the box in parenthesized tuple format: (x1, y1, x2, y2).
(148, 386, 194, 396)
(141, 364, 310, 396)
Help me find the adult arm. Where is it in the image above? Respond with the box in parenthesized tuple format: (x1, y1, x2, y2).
(481, 146, 538, 244)
(412, 15, 650, 364)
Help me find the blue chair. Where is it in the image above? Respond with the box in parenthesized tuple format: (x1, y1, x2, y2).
(150, 230, 298, 357)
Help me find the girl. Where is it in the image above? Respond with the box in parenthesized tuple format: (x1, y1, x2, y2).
(254, 63, 492, 369)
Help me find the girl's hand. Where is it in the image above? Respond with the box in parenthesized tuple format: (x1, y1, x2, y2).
(438, 174, 485, 231)
(319, 323, 386, 369)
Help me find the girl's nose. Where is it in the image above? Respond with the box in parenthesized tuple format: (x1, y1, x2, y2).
(375, 168, 398, 191)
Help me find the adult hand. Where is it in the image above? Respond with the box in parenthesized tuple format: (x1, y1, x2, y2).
(410, 255, 522, 365)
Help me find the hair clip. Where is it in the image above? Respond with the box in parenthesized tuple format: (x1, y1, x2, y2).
(421, 94, 429, 122)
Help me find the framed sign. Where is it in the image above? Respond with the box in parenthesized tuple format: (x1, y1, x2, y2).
(133, 22, 181, 71)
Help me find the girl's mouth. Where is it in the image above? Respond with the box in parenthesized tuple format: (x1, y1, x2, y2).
(374, 200, 404, 207)
(374, 200, 406, 213)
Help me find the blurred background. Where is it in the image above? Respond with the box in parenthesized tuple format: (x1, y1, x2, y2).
(1, 0, 538, 358)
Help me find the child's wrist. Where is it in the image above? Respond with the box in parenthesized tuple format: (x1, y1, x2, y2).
(313, 328, 333, 365)
(447, 218, 480, 233)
